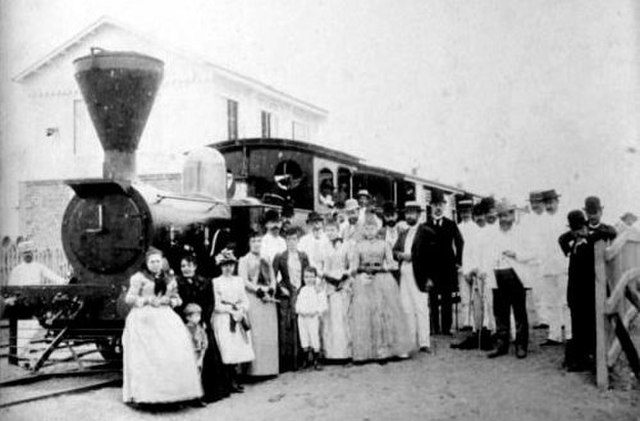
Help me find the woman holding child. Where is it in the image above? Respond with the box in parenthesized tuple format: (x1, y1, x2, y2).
(122, 247, 202, 405)
(175, 253, 232, 402)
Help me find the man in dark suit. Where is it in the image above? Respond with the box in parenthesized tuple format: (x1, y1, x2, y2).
(426, 189, 464, 335)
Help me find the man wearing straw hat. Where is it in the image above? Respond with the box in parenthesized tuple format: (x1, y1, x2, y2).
(487, 199, 534, 359)
(538, 189, 571, 346)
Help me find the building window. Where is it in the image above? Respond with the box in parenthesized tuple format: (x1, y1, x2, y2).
(261, 111, 271, 138)
(292, 121, 308, 141)
(227, 99, 238, 140)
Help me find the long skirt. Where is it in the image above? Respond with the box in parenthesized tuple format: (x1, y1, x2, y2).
(122, 306, 202, 404)
(322, 283, 352, 359)
(399, 263, 430, 350)
(277, 297, 300, 372)
(372, 272, 412, 358)
(201, 326, 233, 402)
(246, 294, 279, 375)
(351, 272, 411, 361)
(212, 313, 255, 365)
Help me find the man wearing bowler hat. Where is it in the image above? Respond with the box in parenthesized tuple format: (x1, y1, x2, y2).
(583, 196, 617, 241)
(425, 189, 464, 335)
(299, 211, 330, 273)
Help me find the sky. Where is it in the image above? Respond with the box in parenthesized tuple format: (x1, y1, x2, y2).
(1, 0, 639, 220)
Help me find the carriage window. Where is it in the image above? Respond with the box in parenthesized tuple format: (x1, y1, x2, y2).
(274, 160, 303, 190)
(318, 168, 335, 207)
(336, 167, 352, 204)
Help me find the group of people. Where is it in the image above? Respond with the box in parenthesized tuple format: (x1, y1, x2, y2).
(119, 186, 626, 407)
(453, 190, 619, 371)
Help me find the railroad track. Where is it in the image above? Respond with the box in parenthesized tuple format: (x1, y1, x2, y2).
(0, 367, 121, 408)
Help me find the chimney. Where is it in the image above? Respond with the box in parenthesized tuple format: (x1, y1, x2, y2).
(73, 48, 164, 181)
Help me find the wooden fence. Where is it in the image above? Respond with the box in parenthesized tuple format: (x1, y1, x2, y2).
(595, 229, 640, 389)
(0, 245, 70, 287)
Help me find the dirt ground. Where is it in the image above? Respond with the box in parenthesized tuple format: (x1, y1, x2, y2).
(1, 334, 639, 421)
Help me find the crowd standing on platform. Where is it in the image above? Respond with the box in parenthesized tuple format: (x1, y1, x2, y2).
(65, 186, 629, 407)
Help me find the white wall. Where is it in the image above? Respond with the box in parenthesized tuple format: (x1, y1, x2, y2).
(0, 23, 326, 236)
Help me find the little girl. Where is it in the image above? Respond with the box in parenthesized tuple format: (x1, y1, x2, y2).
(295, 266, 327, 370)
(184, 303, 208, 371)
(212, 249, 255, 393)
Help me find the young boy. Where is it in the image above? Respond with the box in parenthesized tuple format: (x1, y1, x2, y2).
(295, 266, 328, 370)
(184, 303, 208, 371)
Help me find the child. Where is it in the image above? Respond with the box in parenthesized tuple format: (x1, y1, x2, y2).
(295, 266, 327, 370)
(184, 303, 208, 371)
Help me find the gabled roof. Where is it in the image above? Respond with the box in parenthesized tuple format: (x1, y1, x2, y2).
(13, 15, 328, 116)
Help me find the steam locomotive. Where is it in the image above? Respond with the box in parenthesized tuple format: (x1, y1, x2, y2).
(2, 49, 477, 369)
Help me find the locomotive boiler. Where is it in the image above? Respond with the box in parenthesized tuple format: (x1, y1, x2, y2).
(3, 49, 232, 366)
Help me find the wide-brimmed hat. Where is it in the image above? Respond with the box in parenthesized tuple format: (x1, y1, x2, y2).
(306, 211, 323, 223)
(215, 249, 237, 266)
(528, 191, 545, 203)
(430, 189, 447, 205)
(357, 189, 371, 198)
(404, 201, 423, 212)
(567, 210, 587, 230)
(344, 198, 359, 212)
(584, 196, 603, 214)
(541, 189, 561, 202)
(17, 240, 35, 254)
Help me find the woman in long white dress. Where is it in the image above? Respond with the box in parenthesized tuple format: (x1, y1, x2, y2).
(212, 249, 255, 392)
(122, 247, 203, 405)
(320, 220, 352, 360)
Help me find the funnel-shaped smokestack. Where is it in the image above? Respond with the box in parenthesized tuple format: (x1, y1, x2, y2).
(73, 49, 164, 180)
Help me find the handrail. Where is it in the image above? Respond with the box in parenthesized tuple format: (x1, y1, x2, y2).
(604, 267, 640, 315)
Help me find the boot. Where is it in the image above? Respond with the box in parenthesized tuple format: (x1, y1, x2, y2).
(313, 351, 323, 371)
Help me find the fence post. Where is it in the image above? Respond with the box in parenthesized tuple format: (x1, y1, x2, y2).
(594, 240, 608, 390)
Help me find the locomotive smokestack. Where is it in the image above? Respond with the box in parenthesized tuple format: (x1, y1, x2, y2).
(73, 49, 164, 181)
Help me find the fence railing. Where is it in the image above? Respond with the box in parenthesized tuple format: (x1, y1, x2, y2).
(595, 230, 640, 389)
(0, 245, 70, 287)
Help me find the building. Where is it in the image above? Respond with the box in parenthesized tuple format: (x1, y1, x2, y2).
(4, 16, 327, 247)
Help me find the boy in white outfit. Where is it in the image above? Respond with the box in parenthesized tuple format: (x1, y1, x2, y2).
(295, 266, 328, 370)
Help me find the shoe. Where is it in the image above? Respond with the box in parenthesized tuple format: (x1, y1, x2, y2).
(540, 339, 561, 347)
(533, 323, 549, 330)
(487, 348, 508, 359)
(515, 346, 527, 359)
(459, 326, 473, 332)
(419, 346, 432, 354)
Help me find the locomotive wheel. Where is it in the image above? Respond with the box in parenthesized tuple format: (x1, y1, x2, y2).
(96, 337, 123, 364)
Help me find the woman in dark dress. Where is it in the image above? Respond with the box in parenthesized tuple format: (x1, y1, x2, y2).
(272, 226, 309, 372)
(175, 254, 232, 402)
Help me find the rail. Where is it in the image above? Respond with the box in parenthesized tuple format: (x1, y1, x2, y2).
(594, 229, 640, 389)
